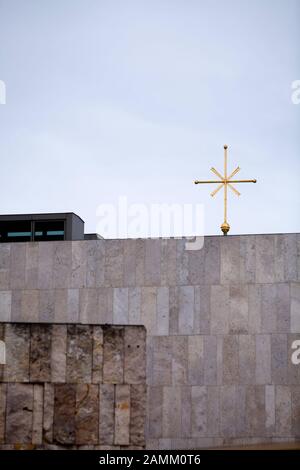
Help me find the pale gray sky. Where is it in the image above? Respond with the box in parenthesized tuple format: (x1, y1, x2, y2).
(0, 0, 299, 236)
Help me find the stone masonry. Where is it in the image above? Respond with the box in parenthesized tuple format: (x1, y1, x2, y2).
(0, 234, 300, 449)
(0, 323, 146, 449)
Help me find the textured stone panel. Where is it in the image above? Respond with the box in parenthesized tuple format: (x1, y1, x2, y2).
(53, 242, 72, 289)
(156, 287, 169, 336)
(162, 386, 181, 438)
(291, 283, 300, 333)
(39, 289, 55, 322)
(67, 289, 79, 323)
(148, 386, 163, 438)
(130, 384, 146, 446)
(191, 386, 207, 437)
(98, 287, 113, 324)
(265, 385, 275, 436)
(248, 284, 261, 334)
(21, 289, 39, 322)
(6, 383, 33, 444)
(25, 243, 39, 289)
(204, 336, 217, 385)
(211, 285, 229, 334)
(222, 335, 239, 385)
(255, 335, 271, 384)
(105, 240, 123, 287)
(229, 285, 248, 334)
(161, 239, 177, 286)
(43, 383, 54, 444)
(114, 385, 130, 445)
(255, 235, 275, 283)
(169, 287, 179, 335)
(220, 236, 240, 284)
(124, 326, 146, 384)
(71, 241, 86, 289)
(32, 384, 43, 445)
(276, 283, 290, 333)
(113, 288, 129, 324)
(181, 386, 192, 437)
(152, 336, 172, 386)
(51, 324, 67, 383)
(66, 325, 93, 383)
(123, 239, 136, 287)
(240, 236, 256, 283)
(54, 289, 68, 323)
(178, 286, 194, 335)
(10, 243, 26, 290)
(128, 287, 141, 325)
(99, 384, 114, 445)
(239, 335, 255, 385)
(204, 237, 220, 285)
(188, 335, 203, 385)
(220, 385, 236, 437)
(0, 290, 11, 322)
(172, 336, 188, 385)
(4, 323, 30, 382)
(275, 386, 291, 436)
(103, 327, 124, 384)
(79, 288, 98, 324)
(0, 383, 6, 444)
(194, 285, 210, 334)
(176, 239, 189, 286)
(291, 386, 300, 437)
(30, 324, 52, 382)
(187, 245, 204, 285)
(38, 242, 54, 289)
(92, 326, 103, 384)
(271, 335, 288, 384)
(261, 284, 277, 333)
(0, 244, 10, 290)
(245, 385, 265, 436)
(141, 287, 157, 336)
(53, 384, 76, 445)
(75, 384, 99, 444)
(144, 239, 161, 286)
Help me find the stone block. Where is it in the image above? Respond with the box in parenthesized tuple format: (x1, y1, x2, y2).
(206, 386, 219, 437)
(53, 384, 76, 445)
(188, 335, 204, 385)
(25, 243, 39, 289)
(21, 289, 39, 322)
(79, 288, 98, 323)
(211, 285, 229, 334)
(275, 386, 291, 436)
(181, 386, 192, 438)
(220, 236, 240, 284)
(99, 384, 114, 445)
(4, 323, 30, 382)
(144, 239, 161, 286)
(178, 286, 194, 335)
(291, 386, 300, 437)
(10, 243, 26, 289)
(130, 384, 146, 446)
(235, 386, 247, 437)
(92, 326, 103, 384)
(0, 383, 6, 444)
(103, 327, 124, 384)
(161, 239, 176, 286)
(255, 235, 275, 283)
(191, 386, 207, 437)
(66, 325, 93, 383)
(169, 287, 179, 335)
(0, 244, 10, 290)
(240, 236, 256, 283)
(43, 383, 54, 444)
(124, 326, 146, 384)
(0, 290, 11, 322)
(187, 244, 204, 285)
(220, 386, 236, 437)
(152, 336, 172, 386)
(194, 285, 210, 334)
(147, 386, 163, 438)
(271, 334, 287, 384)
(123, 239, 136, 287)
(239, 335, 255, 385)
(248, 284, 261, 334)
(53, 241, 72, 289)
(276, 283, 290, 333)
(98, 287, 113, 324)
(54, 288, 68, 323)
(156, 287, 169, 335)
(6, 383, 33, 444)
(38, 242, 54, 289)
(51, 324, 67, 383)
(30, 324, 52, 382)
(261, 284, 277, 333)
(32, 384, 43, 445)
(162, 386, 181, 438)
(141, 287, 157, 335)
(75, 384, 99, 444)
(67, 288, 79, 323)
(135, 239, 145, 287)
(128, 287, 141, 325)
(245, 385, 265, 436)
(204, 237, 220, 285)
(283, 234, 298, 282)
(255, 335, 271, 384)
(229, 285, 248, 334)
(39, 289, 55, 322)
(265, 385, 275, 436)
(222, 335, 239, 385)
(114, 385, 130, 445)
(203, 336, 217, 385)
(105, 240, 123, 287)
(71, 241, 86, 288)
(176, 239, 189, 285)
(291, 283, 300, 333)
(172, 336, 188, 385)
(113, 287, 129, 324)
(288, 334, 300, 384)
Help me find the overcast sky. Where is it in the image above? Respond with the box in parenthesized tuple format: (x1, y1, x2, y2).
(0, 0, 299, 237)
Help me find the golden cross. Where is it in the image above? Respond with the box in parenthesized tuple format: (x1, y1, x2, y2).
(194, 145, 257, 235)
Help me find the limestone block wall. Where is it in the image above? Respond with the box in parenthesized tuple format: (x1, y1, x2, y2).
(0, 323, 146, 449)
(0, 234, 300, 449)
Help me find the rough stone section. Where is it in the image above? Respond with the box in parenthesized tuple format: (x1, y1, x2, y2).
(6, 383, 33, 444)
(32, 384, 43, 445)
(53, 384, 76, 445)
(191, 386, 207, 437)
(147, 386, 163, 439)
(30, 324, 52, 382)
(103, 327, 124, 384)
(75, 384, 99, 444)
(99, 384, 115, 445)
(130, 384, 146, 446)
(114, 385, 130, 445)
(51, 324, 67, 383)
(124, 326, 146, 384)
(43, 383, 54, 444)
(4, 324, 30, 382)
(66, 325, 93, 383)
(0, 383, 6, 444)
(92, 326, 103, 384)
(0, 291, 11, 322)
(0, 244, 10, 290)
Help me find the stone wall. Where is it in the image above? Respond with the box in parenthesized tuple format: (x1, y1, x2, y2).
(0, 323, 146, 449)
(0, 234, 300, 449)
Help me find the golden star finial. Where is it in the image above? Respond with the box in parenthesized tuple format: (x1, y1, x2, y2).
(194, 145, 257, 235)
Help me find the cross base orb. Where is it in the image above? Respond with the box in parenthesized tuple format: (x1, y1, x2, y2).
(221, 222, 230, 235)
